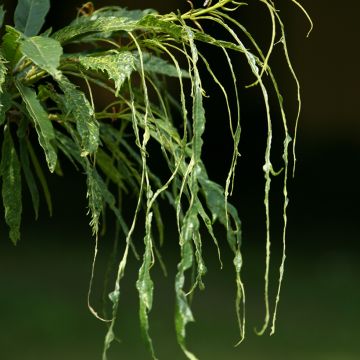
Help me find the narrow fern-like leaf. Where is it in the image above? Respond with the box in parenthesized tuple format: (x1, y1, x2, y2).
(58, 77, 99, 156)
(15, 81, 57, 172)
(173, 24, 207, 360)
(78, 51, 134, 95)
(86, 165, 104, 236)
(136, 212, 157, 359)
(175, 207, 197, 360)
(1, 125, 22, 245)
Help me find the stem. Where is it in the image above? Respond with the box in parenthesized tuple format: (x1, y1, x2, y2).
(25, 69, 47, 84)
(164, 0, 235, 21)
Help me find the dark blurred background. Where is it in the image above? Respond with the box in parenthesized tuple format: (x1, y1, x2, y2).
(0, 1, 359, 359)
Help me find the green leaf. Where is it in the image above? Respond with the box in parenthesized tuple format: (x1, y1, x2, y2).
(52, 17, 139, 44)
(138, 15, 183, 40)
(15, 81, 57, 172)
(20, 36, 62, 78)
(86, 165, 104, 235)
(78, 51, 134, 95)
(1, 26, 22, 67)
(0, 55, 9, 125)
(14, 0, 50, 36)
(71, 7, 156, 25)
(185, 26, 205, 162)
(194, 31, 245, 54)
(0, 54, 7, 93)
(175, 208, 198, 360)
(0, 92, 11, 125)
(1, 125, 22, 245)
(0, 5, 6, 29)
(136, 212, 157, 359)
(135, 52, 190, 78)
(58, 77, 99, 156)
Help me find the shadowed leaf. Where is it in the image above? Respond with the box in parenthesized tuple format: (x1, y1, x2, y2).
(1, 26, 22, 67)
(1, 125, 22, 244)
(19, 138, 40, 219)
(0, 92, 11, 126)
(14, 0, 50, 36)
(135, 52, 190, 78)
(26, 136, 53, 216)
(0, 5, 5, 29)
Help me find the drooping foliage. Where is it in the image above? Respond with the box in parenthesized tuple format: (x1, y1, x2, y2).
(0, 0, 311, 359)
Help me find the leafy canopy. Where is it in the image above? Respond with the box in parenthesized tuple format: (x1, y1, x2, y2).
(0, 0, 311, 359)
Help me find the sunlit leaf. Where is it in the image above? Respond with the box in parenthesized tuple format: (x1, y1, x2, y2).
(78, 51, 134, 95)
